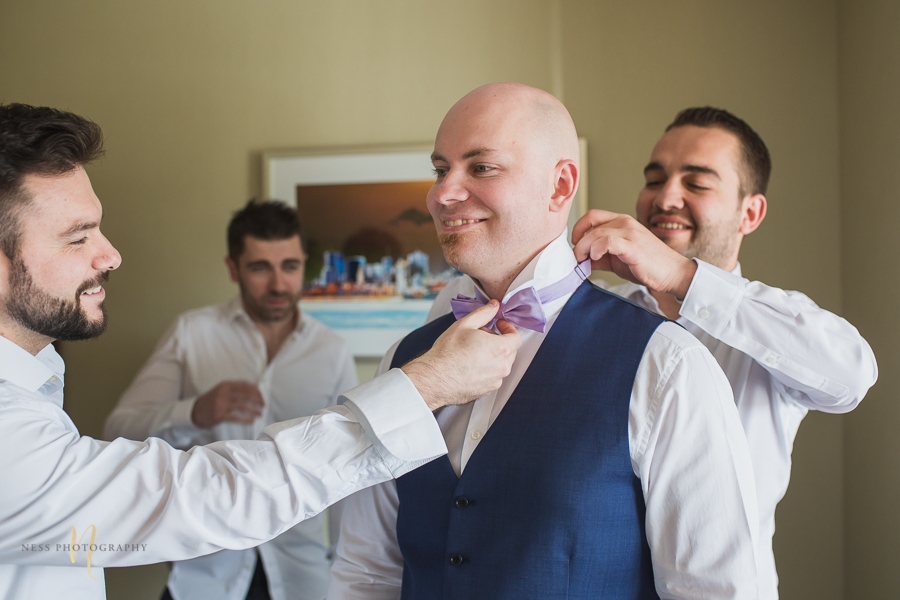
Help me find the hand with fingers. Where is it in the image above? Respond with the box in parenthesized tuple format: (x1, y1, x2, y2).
(571, 209, 698, 300)
(191, 380, 266, 428)
(402, 300, 522, 411)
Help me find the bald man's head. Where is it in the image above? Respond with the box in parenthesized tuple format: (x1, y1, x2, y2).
(426, 83, 581, 299)
(441, 83, 580, 170)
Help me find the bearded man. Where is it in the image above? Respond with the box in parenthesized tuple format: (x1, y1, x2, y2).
(105, 200, 359, 600)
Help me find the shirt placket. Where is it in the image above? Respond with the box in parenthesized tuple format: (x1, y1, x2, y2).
(460, 391, 496, 473)
(246, 326, 272, 438)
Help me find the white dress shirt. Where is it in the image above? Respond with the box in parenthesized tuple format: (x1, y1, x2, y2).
(328, 232, 760, 600)
(425, 256, 877, 600)
(0, 333, 446, 600)
(608, 261, 876, 600)
(104, 298, 359, 600)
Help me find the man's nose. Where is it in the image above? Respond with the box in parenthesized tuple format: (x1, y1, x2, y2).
(270, 269, 290, 292)
(429, 169, 469, 206)
(655, 179, 685, 211)
(93, 234, 122, 272)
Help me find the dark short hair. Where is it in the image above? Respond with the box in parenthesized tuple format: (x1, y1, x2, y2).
(666, 107, 771, 198)
(227, 199, 306, 261)
(0, 103, 104, 257)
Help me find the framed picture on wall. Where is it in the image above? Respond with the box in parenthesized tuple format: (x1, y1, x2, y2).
(262, 141, 588, 357)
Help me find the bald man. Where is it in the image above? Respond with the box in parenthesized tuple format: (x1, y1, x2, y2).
(328, 84, 759, 600)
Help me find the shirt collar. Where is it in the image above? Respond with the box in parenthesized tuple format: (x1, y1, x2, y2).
(0, 335, 63, 392)
(224, 296, 306, 334)
(471, 229, 577, 318)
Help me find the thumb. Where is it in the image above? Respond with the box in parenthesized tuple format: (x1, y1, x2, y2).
(494, 318, 518, 336)
(457, 299, 500, 330)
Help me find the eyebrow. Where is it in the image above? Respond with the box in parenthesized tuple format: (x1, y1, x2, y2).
(431, 147, 499, 163)
(644, 161, 721, 179)
(60, 219, 101, 238)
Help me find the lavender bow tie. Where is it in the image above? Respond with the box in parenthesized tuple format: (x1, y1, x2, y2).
(449, 259, 591, 333)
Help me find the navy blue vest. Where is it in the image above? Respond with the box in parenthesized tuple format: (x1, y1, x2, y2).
(390, 281, 665, 600)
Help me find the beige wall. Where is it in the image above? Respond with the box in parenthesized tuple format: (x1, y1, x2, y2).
(1, 1, 885, 598)
(839, 0, 900, 597)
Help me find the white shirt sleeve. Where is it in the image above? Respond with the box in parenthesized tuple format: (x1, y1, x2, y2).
(0, 370, 446, 569)
(102, 317, 202, 446)
(328, 324, 759, 600)
(633, 323, 759, 599)
(680, 259, 877, 412)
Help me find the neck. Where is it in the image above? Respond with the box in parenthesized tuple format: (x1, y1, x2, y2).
(248, 308, 298, 363)
(477, 271, 521, 302)
(0, 319, 52, 356)
(474, 237, 559, 300)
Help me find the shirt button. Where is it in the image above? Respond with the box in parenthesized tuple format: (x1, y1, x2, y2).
(698, 307, 711, 319)
(470, 430, 481, 440)
(765, 355, 778, 366)
(454, 496, 470, 509)
(49, 376, 58, 383)
(449, 553, 464, 566)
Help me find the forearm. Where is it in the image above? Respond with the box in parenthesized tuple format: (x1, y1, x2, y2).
(104, 323, 201, 443)
(680, 260, 877, 411)
(1, 378, 445, 568)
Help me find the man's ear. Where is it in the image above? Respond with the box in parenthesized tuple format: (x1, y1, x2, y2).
(549, 160, 579, 213)
(739, 193, 767, 235)
(225, 256, 239, 283)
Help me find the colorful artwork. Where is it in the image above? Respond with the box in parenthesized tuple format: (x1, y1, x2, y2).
(296, 180, 457, 356)
(263, 147, 453, 356)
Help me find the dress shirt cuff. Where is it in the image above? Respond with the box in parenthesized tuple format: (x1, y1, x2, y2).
(679, 259, 745, 338)
(339, 368, 447, 477)
(169, 396, 199, 429)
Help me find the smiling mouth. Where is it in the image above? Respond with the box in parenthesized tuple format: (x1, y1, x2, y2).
(443, 218, 485, 227)
(654, 222, 691, 230)
(81, 286, 103, 296)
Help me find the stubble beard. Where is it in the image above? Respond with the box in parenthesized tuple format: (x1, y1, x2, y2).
(241, 288, 300, 324)
(680, 210, 743, 268)
(6, 256, 109, 341)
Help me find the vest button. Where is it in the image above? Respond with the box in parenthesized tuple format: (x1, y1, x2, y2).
(449, 553, 464, 566)
(454, 496, 469, 509)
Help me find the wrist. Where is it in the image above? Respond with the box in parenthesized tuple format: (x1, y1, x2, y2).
(672, 258, 698, 301)
(401, 358, 443, 411)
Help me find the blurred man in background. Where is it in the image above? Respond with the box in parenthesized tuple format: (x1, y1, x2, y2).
(106, 200, 358, 600)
